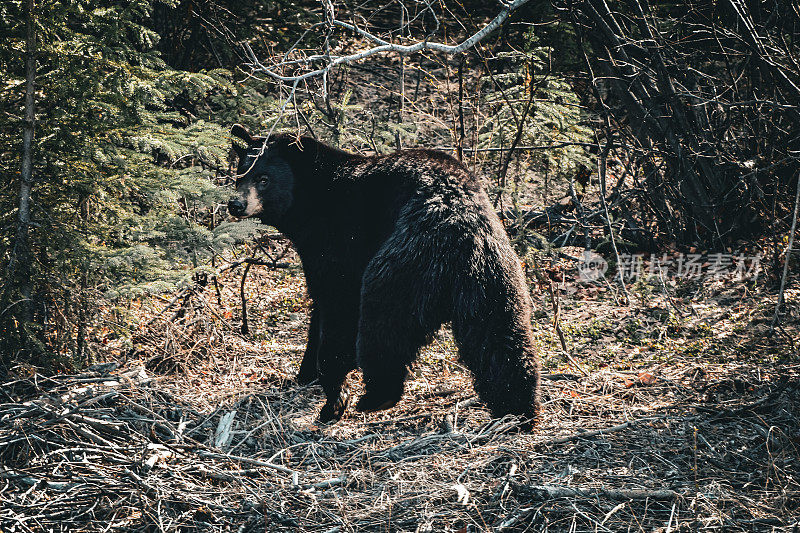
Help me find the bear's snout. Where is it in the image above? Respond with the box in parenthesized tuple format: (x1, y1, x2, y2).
(228, 198, 246, 217)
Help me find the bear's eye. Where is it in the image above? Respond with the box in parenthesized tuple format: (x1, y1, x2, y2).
(258, 176, 270, 186)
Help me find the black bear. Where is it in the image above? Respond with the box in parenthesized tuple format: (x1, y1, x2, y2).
(228, 125, 541, 423)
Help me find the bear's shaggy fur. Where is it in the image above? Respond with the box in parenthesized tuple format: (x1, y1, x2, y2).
(228, 125, 541, 422)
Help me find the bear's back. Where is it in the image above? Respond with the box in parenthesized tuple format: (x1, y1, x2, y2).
(353, 149, 480, 194)
(284, 142, 502, 277)
(348, 150, 507, 266)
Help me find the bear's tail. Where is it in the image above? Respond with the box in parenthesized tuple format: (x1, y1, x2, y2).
(450, 249, 541, 421)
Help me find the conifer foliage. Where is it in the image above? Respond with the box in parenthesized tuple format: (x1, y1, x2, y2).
(0, 0, 263, 368)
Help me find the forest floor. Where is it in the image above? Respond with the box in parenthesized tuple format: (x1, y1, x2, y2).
(2, 247, 799, 532)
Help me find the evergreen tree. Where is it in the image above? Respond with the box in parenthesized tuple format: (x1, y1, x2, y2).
(0, 0, 267, 369)
(478, 32, 593, 203)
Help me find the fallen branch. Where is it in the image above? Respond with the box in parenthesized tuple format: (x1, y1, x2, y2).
(514, 483, 680, 501)
(536, 417, 665, 447)
(196, 450, 296, 476)
(0, 469, 79, 493)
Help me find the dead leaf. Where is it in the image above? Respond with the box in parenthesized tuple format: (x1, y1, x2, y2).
(638, 372, 657, 385)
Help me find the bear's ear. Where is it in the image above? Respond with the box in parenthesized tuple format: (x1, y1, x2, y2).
(231, 124, 254, 144)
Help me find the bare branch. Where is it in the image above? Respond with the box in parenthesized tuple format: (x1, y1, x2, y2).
(243, 0, 532, 83)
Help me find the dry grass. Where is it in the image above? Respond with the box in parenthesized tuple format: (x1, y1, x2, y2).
(2, 252, 799, 532)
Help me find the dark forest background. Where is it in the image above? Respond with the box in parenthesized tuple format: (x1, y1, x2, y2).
(1, 0, 799, 368)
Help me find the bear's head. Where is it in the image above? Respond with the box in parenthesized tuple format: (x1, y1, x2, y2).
(228, 124, 295, 226)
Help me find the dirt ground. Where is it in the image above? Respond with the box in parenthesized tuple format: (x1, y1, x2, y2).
(2, 249, 799, 532)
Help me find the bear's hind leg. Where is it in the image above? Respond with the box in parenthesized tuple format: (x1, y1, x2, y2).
(451, 286, 541, 421)
(355, 257, 444, 413)
(354, 324, 411, 413)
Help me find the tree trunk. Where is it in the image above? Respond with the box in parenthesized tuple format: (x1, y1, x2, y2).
(13, 0, 36, 324)
(76, 197, 89, 363)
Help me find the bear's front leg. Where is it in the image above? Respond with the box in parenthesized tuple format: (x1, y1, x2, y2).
(318, 381, 350, 422)
(295, 305, 320, 384)
(315, 310, 358, 422)
(317, 349, 353, 422)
